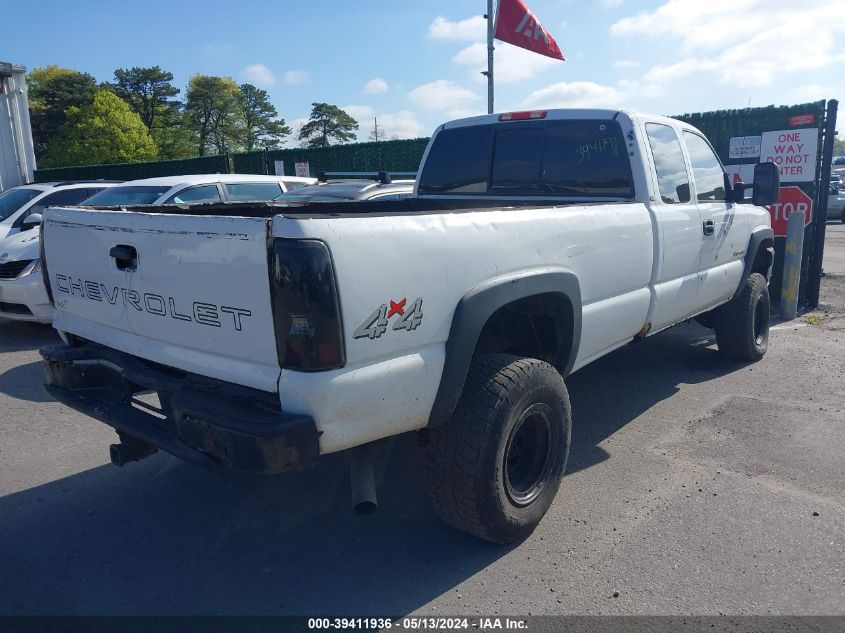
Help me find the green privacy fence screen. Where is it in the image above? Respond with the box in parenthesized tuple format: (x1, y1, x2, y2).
(33, 154, 229, 183)
(231, 138, 431, 176)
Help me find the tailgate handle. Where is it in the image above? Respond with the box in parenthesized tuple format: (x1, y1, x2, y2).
(110, 245, 137, 271)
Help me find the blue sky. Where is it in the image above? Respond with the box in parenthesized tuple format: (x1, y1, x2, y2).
(4, 0, 843, 143)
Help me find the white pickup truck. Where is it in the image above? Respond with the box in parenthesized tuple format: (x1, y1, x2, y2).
(39, 110, 778, 544)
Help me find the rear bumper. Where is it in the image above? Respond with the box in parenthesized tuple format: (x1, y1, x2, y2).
(40, 343, 320, 474)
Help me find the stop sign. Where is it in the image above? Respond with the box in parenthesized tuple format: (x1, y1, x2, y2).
(768, 186, 813, 237)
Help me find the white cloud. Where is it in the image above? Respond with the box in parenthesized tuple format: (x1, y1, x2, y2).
(612, 0, 845, 89)
(521, 81, 625, 109)
(283, 117, 310, 148)
(375, 111, 427, 139)
(452, 41, 559, 84)
(284, 70, 310, 85)
(241, 63, 276, 87)
(343, 104, 375, 122)
(408, 80, 480, 111)
(427, 15, 486, 41)
(364, 78, 389, 94)
(613, 59, 639, 69)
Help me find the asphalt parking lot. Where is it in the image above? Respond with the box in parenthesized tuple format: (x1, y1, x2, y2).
(0, 228, 843, 617)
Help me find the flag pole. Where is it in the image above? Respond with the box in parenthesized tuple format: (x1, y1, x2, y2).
(486, 0, 494, 114)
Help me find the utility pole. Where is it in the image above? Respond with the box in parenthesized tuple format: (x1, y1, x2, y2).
(373, 117, 380, 142)
(484, 0, 494, 114)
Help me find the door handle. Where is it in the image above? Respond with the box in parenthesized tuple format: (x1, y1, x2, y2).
(110, 244, 137, 271)
(703, 220, 715, 236)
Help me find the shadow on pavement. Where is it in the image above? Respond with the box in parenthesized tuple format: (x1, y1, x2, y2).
(0, 319, 57, 353)
(0, 360, 53, 403)
(567, 321, 745, 474)
(0, 322, 745, 615)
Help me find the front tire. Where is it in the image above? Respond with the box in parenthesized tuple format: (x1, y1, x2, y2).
(714, 272, 770, 361)
(422, 354, 571, 544)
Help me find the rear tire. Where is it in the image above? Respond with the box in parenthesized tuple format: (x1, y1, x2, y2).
(714, 272, 770, 362)
(422, 353, 571, 544)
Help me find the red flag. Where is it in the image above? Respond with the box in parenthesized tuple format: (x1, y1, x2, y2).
(494, 0, 565, 61)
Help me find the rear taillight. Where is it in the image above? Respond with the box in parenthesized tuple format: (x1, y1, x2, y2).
(269, 239, 345, 371)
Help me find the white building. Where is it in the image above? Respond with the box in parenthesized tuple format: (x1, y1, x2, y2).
(0, 62, 36, 191)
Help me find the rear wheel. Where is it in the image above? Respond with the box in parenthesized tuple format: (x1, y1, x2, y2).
(422, 353, 571, 544)
(714, 272, 770, 362)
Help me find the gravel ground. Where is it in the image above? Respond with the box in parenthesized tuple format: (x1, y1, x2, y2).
(0, 233, 842, 617)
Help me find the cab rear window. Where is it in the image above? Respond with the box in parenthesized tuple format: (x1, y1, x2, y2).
(418, 119, 634, 198)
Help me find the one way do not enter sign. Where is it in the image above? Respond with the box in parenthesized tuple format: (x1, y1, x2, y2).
(768, 186, 813, 237)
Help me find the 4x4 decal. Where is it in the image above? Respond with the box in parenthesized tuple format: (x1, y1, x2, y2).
(354, 297, 423, 339)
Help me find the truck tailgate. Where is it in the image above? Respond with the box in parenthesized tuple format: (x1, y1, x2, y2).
(43, 207, 280, 392)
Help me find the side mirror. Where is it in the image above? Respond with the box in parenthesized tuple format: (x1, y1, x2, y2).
(21, 213, 43, 230)
(752, 162, 780, 206)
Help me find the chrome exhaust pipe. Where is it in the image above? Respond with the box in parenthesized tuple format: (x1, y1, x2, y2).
(350, 445, 378, 516)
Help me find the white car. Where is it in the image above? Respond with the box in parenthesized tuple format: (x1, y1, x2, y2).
(81, 174, 316, 207)
(0, 180, 116, 241)
(0, 174, 315, 324)
(829, 183, 845, 223)
(0, 181, 117, 322)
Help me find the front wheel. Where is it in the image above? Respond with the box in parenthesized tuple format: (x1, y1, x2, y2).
(422, 354, 571, 544)
(714, 272, 770, 362)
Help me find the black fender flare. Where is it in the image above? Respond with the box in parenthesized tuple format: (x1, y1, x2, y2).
(732, 226, 774, 300)
(427, 269, 581, 427)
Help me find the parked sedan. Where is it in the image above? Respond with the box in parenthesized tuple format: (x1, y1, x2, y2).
(0, 180, 116, 240)
(0, 182, 117, 322)
(81, 173, 316, 207)
(0, 174, 316, 325)
(829, 183, 845, 223)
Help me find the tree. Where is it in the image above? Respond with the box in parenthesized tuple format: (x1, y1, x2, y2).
(238, 84, 291, 150)
(298, 103, 358, 148)
(111, 66, 180, 132)
(150, 113, 199, 160)
(185, 75, 244, 155)
(26, 66, 98, 159)
(833, 132, 844, 157)
(45, 90, 158, 167)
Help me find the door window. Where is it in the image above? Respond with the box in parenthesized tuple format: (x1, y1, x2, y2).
(645, 123, 691, 204)
(14, 188, 104, 227)
(166, 185, 221, 204)
(683, 132, 726, 201)
(225, 182, 283, 201)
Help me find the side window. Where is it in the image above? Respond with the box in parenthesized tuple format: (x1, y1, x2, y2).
(282, 180, 308, 192)
(645, 123, 691, 204)
(683, 132, 726, 202)
(541, 121, 633, 196)
(225, 182, 283, 201)
(15, 188, 100, 226)
(166, 185, 221, 205)
(417, 125, 495, 194)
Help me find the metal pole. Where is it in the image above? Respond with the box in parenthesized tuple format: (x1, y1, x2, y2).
(781, 210, 806, 320)
(806, 99, 838, 308)
(487, 0, 494, 114)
